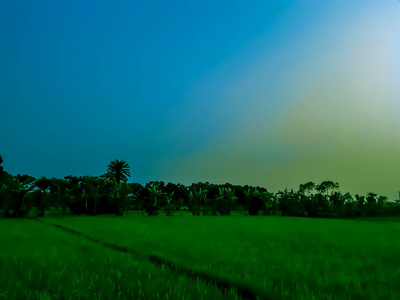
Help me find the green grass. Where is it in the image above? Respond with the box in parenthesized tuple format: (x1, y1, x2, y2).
(0, 218, 242, 300)
(42, 214, 400, 300)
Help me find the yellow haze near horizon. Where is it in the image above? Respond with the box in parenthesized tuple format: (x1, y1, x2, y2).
(159, 7, 400, 200)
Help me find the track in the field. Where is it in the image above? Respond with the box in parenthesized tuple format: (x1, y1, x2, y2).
(34, 218, 275, 300)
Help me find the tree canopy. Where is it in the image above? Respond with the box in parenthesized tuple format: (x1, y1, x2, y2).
(106, 159, 131, 184)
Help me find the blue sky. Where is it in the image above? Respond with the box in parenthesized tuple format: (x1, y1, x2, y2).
(1, 1, 399, 200)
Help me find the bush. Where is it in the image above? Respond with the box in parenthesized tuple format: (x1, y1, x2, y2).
(214, 187, 237, 216)
(377, 204, 400, 217)
(303, 197, 319, 218)
(344, 201, 356, 217)
(188, 189, 207, 216)
(144, 203, 160, 216)
(247, 195, 263, 215)
(201, 207, 211, 215)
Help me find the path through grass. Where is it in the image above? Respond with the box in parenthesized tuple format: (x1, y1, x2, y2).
(0, 218, 243, 300)
(44, 215, 400, 299)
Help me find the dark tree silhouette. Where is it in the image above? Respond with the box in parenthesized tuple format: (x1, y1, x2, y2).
(0, 155, 3, 176)
(49, 178, 69, 216)
(105, 159, 131, 215)
(63, 176, 86, 215)
(2, 175, 35, 217)
(0, 156, 5, 212)
(215, 187, 236, 215)
(316, 181, 339, 199)
(96, 177, 118, 214)
(144, 182, 165, 216)
(329, 191, 346, 217)
(81, 176, 101, 216)
(299, 181, 316, 197)
(377, 195, 388, 212)
(106, 159, 131, 184)
(128, 182, 145, 209)
(344, 195, 356, 217)
(365, 192, 378, 217)
(354, 194, 365, 217)
(34, 177, 52, 217)
(277, 189, 305, 216)
(1, 158, 393, 222)
(244, 188, 258, 215)
(188, 188, 207, 215)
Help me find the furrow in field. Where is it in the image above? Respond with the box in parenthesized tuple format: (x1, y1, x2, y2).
(0, 218, 246, 300)
(36, 218, 275, 300)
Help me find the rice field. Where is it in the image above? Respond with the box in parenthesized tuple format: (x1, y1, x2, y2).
(0, 218, 241, 300)
(1, 213, 400, 299)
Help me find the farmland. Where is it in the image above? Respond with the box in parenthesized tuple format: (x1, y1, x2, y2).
(2, 1, 400, 298)
(0, 217, 241, 300)
(1, 213, 399, 299)
(1, 158, 400, 299)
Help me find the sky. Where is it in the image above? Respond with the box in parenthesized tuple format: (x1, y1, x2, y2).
(1, 0, 399, 200)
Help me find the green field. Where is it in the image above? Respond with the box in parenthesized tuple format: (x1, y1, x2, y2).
(0, 218, 241, 300)
(1, 214, 400, 299)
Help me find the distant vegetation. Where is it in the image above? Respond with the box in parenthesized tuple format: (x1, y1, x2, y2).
(1, 155, 399, 219)
(2, 155, 400, 299)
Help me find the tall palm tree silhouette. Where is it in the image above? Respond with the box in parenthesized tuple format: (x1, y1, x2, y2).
(105, 159, 131, 215)
(106, 159, 131, 184)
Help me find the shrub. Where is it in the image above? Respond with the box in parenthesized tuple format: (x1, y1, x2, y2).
(188, 188, 207, 216)
(144, 182, 165, 216)
(214, 187, 237, 215)
(162, 192, 175, 216)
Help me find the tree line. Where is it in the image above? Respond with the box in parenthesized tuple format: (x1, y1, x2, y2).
(0, 156, 398, 218)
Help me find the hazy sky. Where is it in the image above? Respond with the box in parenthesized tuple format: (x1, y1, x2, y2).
(1, 1, 399, 200)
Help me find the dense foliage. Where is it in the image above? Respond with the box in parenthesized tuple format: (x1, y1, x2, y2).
(0, 156, 398, 218)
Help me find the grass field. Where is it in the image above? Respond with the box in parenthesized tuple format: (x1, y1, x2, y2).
(0, 218, 242, 300)
(1, 213, 400, 299)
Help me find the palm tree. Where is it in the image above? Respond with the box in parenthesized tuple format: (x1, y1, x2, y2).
(105, 159, 131, 215)
(106, 159, 131, 184)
